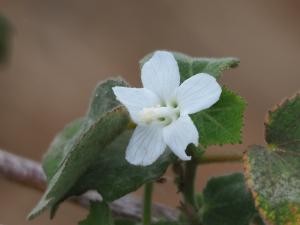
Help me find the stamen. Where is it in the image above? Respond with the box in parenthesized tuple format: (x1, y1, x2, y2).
(139, 105, 180, 125)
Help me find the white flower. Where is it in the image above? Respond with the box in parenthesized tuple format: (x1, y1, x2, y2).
(113, 51, 222, 166)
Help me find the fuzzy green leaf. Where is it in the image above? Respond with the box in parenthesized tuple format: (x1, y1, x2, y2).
(244, 145, 300, 225)
(29, 79, 174, 220)
(28, 107, 130, 219)
(191, 87, 246, 147)
(79, 201, 113, 225)
(265, 94, 300, 151)
(43, 78, 129, 181)
(43, 118, 85, 180)
(201, 173, 258, 225)
(140, 51, 239, 81)
(243, 94, 300, 225)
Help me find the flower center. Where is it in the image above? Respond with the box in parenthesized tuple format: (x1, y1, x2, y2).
(139, 103, 180, 126)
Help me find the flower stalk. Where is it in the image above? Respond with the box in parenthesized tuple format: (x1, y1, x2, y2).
(183, 159, 198, 210)
(143, 182, 154, 225)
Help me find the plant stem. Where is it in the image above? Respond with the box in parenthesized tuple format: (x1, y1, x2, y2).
(198, 153, 243, 164)
(143, 182, 154, 225)
(183, 160, 198, 209)
(0, 149, 178, 221)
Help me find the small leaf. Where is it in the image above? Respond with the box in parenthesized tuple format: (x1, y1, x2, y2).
(79, 201, 113, 225)
(201, 173, 258, 225)
(191, 87, 246, 147)
(244, 145, 300, 225)
(140, 51, 240, 81)
(265, 94, 300, 151)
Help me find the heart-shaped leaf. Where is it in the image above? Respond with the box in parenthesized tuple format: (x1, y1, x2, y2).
(244, 94, 300, 225)
(201, 173, 259, 225)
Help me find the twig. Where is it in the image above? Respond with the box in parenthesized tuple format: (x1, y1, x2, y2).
(0, 149, 178, 221)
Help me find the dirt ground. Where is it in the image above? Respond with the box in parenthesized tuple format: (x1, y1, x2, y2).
(1, 1, 300, 224)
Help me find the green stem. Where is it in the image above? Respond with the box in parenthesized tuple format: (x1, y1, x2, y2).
(198, 153, 243, 164)
(183, 160, 198, 209)
(143, 182, 154, 225)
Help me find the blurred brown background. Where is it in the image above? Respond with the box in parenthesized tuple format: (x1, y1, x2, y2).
(1, 0, 300, 224)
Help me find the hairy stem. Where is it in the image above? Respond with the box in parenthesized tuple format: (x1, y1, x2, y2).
(198, 153, 243, 164)
(143, 182, 154, 225)
(183, 160, 198, 209)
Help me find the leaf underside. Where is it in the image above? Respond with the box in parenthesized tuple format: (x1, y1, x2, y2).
(140, 51, 240, 81)
(244, 94, 300, 225)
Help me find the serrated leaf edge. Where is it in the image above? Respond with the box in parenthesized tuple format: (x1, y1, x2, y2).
(264, 92, 300, 147)
(199, 86, 247, 148)
(243, 146, 275, 225)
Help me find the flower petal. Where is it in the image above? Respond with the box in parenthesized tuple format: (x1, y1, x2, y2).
(141, 51, 180, 102)
(112, 87, 160, 123)
(126, 125, 166, 166)
(163, 115, 198, 160)
(176, 73, 222, 115)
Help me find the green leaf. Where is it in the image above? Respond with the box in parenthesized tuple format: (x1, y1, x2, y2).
(43, 118, 85, 180)
(140, 51, 240, 81)
(29, 107, 130, 219)
(265, 94, 300, 151)
(201, 173, 258, 225)
(87, 78, 129, 120)
(243, 94, 300, 225)
(140, 51, 245, 147)
(79, 201, 113, 225)
(191, 87, 246, 147)
(244, 145, 300, 225)
(43, 78, 129, 181)
(29, 79, 174, 220)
